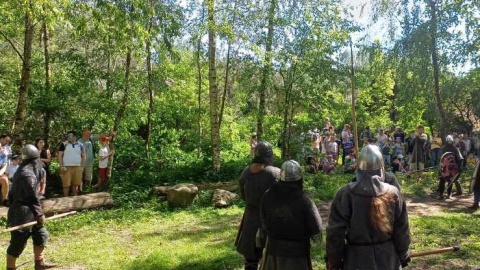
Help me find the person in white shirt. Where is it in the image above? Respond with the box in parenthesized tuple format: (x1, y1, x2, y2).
(96, 136, 114, 190)
(5, 155, 20, 180)
(58, 131, 86, 197)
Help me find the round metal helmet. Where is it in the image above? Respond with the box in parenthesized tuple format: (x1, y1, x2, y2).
(22, 144, 40, 159)
(279, 160, 303, 182)
(358, 144, 384, 170)
(446, 135, 453, 143)
(254, 141, 273, 160)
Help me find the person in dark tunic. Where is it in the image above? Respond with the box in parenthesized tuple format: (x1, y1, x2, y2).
(258, 160, 322, 270)
(236, 142, 280, 270)
(437, 135, 464, 199)
(6, 145, 57, 270)
(326, 145, 411, 270)
(470, 159, 480, 210)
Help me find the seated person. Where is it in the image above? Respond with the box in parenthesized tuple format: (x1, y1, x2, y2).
(392, 155, 406, 173)
(466, 153, 476, 168)
(305, 156, 318, 174)
(323, 155, 335, 174)
(343, 154, 356, 173)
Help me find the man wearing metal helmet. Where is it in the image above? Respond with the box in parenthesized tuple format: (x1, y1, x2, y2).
(258, 160, 322, 270)
(6, 145, 57, 270)
(326, 144, 411, 270)
(236, 142, 280, 270)
(437, 135, 464, 199)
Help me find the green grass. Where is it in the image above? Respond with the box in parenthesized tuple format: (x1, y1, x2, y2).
(1, 171, 479, 269)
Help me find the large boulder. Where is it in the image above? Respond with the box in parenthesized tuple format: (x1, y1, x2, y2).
(213, 189, 238, 208)
(167, 184, 199, 207)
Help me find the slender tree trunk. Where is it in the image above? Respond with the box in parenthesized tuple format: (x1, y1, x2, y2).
(109, 49, 132, 179)
(281, 83, 291, 160)
(350, 39, 359, 154)
(42, 18, 52, 142)
(256, 0, 276, 141)
(207, 0, 221, 171)
(12, 9, 35, 148)
(428, 0, 447, 139)
(106, 36, 112, 98)
(146, 36, 154, 159)
(218, 0, 237, 128)
(196, 34, 203, 157)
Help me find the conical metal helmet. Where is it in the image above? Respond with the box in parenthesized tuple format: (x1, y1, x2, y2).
(254, 141, 274, 164)
(279, 160, 303, 182)
(358, 144, 384, 170)
(446, 135, 454, 143)
(22, 144, 40, 159)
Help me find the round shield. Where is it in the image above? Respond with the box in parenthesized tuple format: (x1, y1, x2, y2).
(440, 152, 459, 178)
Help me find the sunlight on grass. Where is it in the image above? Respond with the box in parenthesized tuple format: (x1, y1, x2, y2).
(1, 172, 479, 269)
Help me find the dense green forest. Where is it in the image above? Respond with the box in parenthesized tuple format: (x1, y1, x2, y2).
(1, 1, 480, 269)
(1, 0, 479, 181)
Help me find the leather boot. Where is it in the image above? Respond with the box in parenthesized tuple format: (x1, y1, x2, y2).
(454, 180, 463, 196)
(6, 254, 17, 270)
(34, 245, 57, 270)
(34, 259, 57, 270)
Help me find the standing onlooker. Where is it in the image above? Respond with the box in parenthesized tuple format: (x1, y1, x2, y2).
(430, 131, 443, 167)
(341, 124, 353, 165)
(78, 129, 97, 189)
(250, 132, 258, 158)
(328, 136, 339, 162)
(96, 136, 114, 189)
(35, 138, 51, 183)
(0, 134, 12, 160)
(470, 160, 480, 210)
(258, 160, 322, 270)
(393, 137, 404, 157)
(360, 126, 373, 146)
(326, 145, 411, 270)
(58, 131, 85, 197)
(5, 155, 20, 180)
(409, 125, 427, 172)
(456, 134, 467, 168)
(377, 129, 387, 143)
(393, 126, 405, 143)
(0, 144, 9, 206)
(473, 132, 480, 156)
(6, 145, 57, 270)
(236, 142, 280, 270)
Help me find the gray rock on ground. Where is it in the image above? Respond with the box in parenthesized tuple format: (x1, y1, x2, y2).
(213, 189, 238, 207)
(167, 184, 199, 207)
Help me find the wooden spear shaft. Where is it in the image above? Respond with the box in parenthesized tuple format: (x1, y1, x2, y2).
(0, 211, 77, 234)
(410, 244, 461, 258)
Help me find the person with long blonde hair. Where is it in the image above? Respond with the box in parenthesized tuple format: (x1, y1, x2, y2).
(326, 145, 411, 270)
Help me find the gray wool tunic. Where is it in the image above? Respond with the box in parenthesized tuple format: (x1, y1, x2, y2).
(7, 161, 44, 229)
(259, 182, 322, 270)
(235, 165, 280, 260)
(326, 170, 411, 270)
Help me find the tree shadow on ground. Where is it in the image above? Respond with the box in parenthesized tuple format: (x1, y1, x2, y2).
(123, 244, 242, 270)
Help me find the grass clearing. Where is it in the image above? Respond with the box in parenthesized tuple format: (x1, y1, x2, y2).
(1, 171, 479, 269)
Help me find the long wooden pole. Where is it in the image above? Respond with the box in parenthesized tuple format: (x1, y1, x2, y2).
(410, 244, 460, 258)
(0, 211, 77, 234)
(350, 39, 359, 154)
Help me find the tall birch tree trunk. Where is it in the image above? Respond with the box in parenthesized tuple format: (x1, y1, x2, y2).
(256, 0, 276, 141)
(207, 0, 221, 171)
